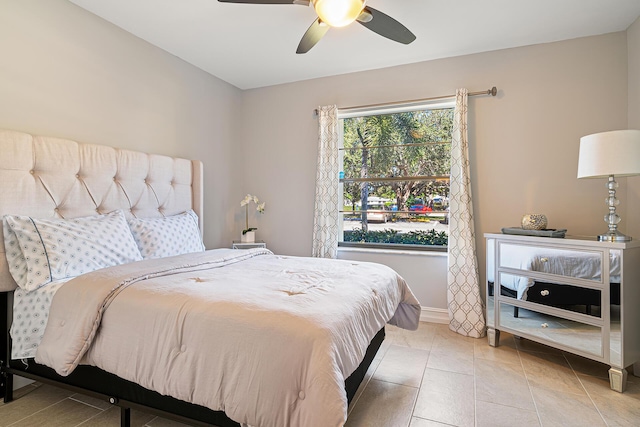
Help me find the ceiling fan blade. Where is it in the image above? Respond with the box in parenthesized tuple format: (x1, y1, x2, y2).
(356, 6, 416, 45)
(218, 0, 309, 4)
(296, 18, 329, 54)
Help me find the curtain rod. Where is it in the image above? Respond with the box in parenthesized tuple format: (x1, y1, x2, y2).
(314, 86, 497, 116)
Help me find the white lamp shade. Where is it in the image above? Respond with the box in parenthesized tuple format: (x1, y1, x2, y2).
(577, 130, 640, 178)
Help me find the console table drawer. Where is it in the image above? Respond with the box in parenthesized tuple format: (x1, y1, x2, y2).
(497, 300, 604, 359)
(491, 272, 609, 318)
(496, 241, 618, 284)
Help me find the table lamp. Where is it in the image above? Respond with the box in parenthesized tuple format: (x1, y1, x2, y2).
(577, 129, 640, 241)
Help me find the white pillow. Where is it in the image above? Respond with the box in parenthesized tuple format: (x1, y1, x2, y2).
(128, 210, 205, 259)
(3, 210, 143, 291)
(3, 219, 28, 288)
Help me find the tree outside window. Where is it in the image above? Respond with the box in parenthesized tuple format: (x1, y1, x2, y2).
(340, 107, 453, 248)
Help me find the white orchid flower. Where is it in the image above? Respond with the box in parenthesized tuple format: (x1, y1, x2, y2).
(241, 194, 253, 206)
(241, 194, 265, 234)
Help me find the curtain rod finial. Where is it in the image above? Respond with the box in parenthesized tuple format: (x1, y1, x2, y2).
(489, 87, 497, 96)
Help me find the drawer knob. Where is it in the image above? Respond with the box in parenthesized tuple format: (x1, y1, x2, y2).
(540, 289, 550, 296)
(540, 257, 549, 263)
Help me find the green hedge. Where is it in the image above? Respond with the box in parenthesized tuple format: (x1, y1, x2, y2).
(344, 228, 448, 246)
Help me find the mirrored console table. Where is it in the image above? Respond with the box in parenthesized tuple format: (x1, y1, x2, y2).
(485, 233, 640, 392)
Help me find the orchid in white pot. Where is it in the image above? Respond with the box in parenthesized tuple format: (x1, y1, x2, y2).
(241, 194, 265, 243)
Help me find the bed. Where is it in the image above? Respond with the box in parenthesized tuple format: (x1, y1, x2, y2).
(0, 129, 421, 427)
(486, 239, 621, 316)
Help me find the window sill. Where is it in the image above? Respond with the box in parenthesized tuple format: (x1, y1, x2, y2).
(338, 243, 448, 257)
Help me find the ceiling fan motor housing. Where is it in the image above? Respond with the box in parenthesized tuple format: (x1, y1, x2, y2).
(312, 0, 366, 27)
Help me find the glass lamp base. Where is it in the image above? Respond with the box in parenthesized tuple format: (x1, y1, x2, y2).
(598, 230, 632, 242)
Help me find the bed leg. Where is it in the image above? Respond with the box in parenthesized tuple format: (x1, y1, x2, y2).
(120, 406, 131, 427)
(1, 370, 13, 403)
(2, 292, 12, 403)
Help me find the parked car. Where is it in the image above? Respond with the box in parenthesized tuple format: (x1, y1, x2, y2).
(366, 203, 392, 222)
(432, 196, 449, 209)
(409, 198, 432, 213)
(409, 203, 432, 212)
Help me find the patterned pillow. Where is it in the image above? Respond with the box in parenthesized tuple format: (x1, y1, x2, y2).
(128, 210, 205, 259)
(3, 218, 28, 288)
(3, 210, 143, 291)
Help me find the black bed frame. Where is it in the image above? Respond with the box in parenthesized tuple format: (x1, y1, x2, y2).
(1, 291, 385, 426)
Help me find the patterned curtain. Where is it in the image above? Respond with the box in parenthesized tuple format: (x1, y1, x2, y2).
(447, 89, 486, 338)
(312, 105, 340, 258)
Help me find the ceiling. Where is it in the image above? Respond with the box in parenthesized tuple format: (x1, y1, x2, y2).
(68, 0, 640, 90)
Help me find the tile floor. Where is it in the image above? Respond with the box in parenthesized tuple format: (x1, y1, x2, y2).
(1, 322, 639, 426)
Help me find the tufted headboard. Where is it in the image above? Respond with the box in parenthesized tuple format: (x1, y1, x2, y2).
(0, 129, 203, 292)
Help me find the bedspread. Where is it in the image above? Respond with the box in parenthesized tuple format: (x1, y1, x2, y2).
(35, 248, 420, 427)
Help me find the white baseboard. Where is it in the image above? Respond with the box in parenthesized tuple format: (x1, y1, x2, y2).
(420, 307, 449, 324)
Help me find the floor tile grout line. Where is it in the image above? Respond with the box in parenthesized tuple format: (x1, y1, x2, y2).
(145, 416, 161, 426)
(471, 339, 541, 414)
(6, 395, 72, 427)
(412, 414, 458, 426)
(404, 363, 423, 427)
(348, 334, 427, 425)
(515, 342, 544, 427)
(68, 395, 110, 411)
(347, 336, 394, 415)
(562, 352, 611, 427)
(406, 325, 436, 425)
(346, 367, 375, 416)
(73, 402, 108, 427)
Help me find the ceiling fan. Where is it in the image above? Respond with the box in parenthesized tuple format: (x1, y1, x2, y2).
(218, 0, 416, 54)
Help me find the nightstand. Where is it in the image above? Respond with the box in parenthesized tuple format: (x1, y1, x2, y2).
(232, 241, 266, 250)
(485, 233, 640, 392)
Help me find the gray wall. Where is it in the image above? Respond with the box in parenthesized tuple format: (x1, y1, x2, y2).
(0, 0, 243, 250)
(629, 16, 640, 130)
(627, 16, 640, 239)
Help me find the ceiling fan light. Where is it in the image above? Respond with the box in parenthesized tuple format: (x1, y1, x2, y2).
(313, 0, 366, 28)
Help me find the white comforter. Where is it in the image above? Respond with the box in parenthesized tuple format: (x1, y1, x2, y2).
(35, 249, 420, 427)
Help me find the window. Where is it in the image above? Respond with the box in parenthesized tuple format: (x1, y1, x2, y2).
(338, 101, 454, 250)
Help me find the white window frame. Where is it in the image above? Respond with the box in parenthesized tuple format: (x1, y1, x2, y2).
(337, 98, 455, 251)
